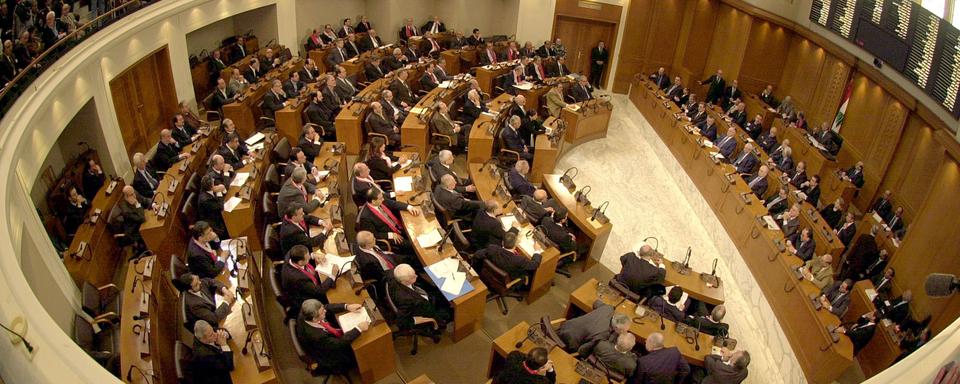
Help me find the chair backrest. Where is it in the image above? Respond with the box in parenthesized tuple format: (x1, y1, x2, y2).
(270, 263, 288, 307)
(451, 222, 471, 253)
(608, 279, 641, 303)
(288, 318, 312, 366)
(264, 164, 281, 193)
(106, 204, 124, 233)
(540, 315, 566, 350)
(81, 281, 101, 317)
(479, 259, 511, 295)
(185, 172, 200, 195)
(262, 191, 279, 225)
(73, 315, 95, 351)
(180, 192, 197, 229)
(272, 137, 291, 162)
(170, 256, 189, 291)
(264, 224, 282, 262)
(179, 293, 190, 331)
(383, 279, 400, 315)
(174, 340, 192, 383)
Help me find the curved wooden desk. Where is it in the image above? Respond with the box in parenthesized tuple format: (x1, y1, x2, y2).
(488, 321, 610, 384)
(336, 65, 425, 155)
(400, 75, 471, 159)
(64, 179, 125, 287)
(542, 174, 612, 272)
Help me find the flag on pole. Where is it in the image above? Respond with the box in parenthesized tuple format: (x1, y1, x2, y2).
(831, 79, 853, 133)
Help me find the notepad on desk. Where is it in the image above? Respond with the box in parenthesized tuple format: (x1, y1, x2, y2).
(224, 196, 243, 212)
(517, 229, 538, 256)
(230, 172, 250, 187)
(417, 229, 443, 248)
(410, 107, 426, 115)
(499, 215, 518, 231)
(395, 176, 414, 192)
(763, 215, 779, 230)
(314, 253, 355, 279)
(338, 308, 372, 332)
(567, 104, 581, 112)
(439, 81, 454, 89)
(245, 132, 265, 146)
(440, 271, 467, 295)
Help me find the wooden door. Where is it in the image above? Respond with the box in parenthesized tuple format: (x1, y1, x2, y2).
(553, 16, 615, 78)
(110, 46, 178, 160)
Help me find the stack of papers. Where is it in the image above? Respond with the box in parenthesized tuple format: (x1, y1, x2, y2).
(224, 197, 243, 212)
(410, 107, 426, 115)
(439, 81, 454, 89)
(512, 82, 534, 91)
(395, 176, 414, 192)
(314, 253, 355, 278)
(567, 104, 581, 112)
(230, 172, 250, 187)
(499, 215, 518, 231)
(427, 258, 468, 296)
(416, 229, 443, 248)
(245, 132, 265, 145)
(517, 228, 538, 256)
(338, 308, 371, 332)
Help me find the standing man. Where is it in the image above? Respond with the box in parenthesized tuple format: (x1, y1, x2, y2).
(590, 41, 608, 88)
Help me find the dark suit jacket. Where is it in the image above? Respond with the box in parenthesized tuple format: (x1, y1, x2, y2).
(557, 299, 617, 356)
(570, 83, 593, 102)
(282, 79, 306, 96)
(304, 100, 334, 127)
(460, 100, 487, 127)
(647, 295, 686, 323)
(189, 341, 234, 384)
(758, 133, 778, 153)
(433, 185, 483, 219)
(243, 66, 260, 83)
(387, 277, 450, 329)
(792, 237, 816, 261)
(183, 278, 230, 330)
(132, 168, 158, 199)
(700, 75, 726, 104)
(187, 240, 224, 279)
(172, 125, 196, 148)
(507, 169, 535, 197)
(429, 160, 471, 194)
(475, 245, 542, 281)
(732, 151, 758, 174)
(803, 185, 821, 207)
(744, 121, 763, 140)
(357, 199, 409, 241)
(420, 21, 446, 34)
(872, 197, 893, 220)
(197, 191, 227, 237)
(389, 79, 416, 105)
(364, 62, 385, 81)
(683, 316, 729, 337)
(716, 135, 737, 159)
(699, 122, 718, 142)
(846, 316, 877, 353)
(616, 252, 666, 296)
(787, 169, 807, 187)
(153, 141, 182, 172)
(493, 350, 557, 384)
(501, 126, 526, 153)
(821, 281, 851, 317)
(300, 67, 321, 83)
(355, 247, 397, 295)
(281, 261, 335, 308)
(261, 90, 286, 119)
(471, 211, 519, 250)
(519, 195, 558, 225)
(419, 71, 439, 91)
(747, 174, 768, 198)
(541, 216, 576, 254)
(478, 49, 500, 66)
(279, 215, 327, 255)
(547, 62, 569, 78)
(650, 73, 670, 89)
(277, 179, 320, 217)
(295, 306, 360, 369)
(701, 354, 748, 384)
(633, 347, 690, 384)
(837, 222, 857, 247)
(366, 155, 400, 181)
(218, 145, 244, 170)
(845, 167, 865, 188)
(358, 35, 382, 53)
(763, 195, 788, 216)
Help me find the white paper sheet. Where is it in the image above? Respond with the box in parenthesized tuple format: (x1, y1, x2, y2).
(865, 288, 878, 302)
(245, 132, 265, 145)
(512, 82, 534, 91)
(338, 308, 371, 332)
(230, 172, 250, 187)
(417, 229, 443, 248)
(395, 176, 414, 192)
(314, 253, 356, 278)
(440, 272, 466, 295)
(439, 81, 454, 89)
(517, 228, 538, 256)
(410, 107, 426, 115)
(499, 215, 518, 231)
(223, 197, 243, 212)
(427, 257, 459, 276)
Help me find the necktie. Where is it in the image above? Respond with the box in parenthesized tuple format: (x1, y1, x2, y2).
(373, 248, 395, 269)
(372, 37, 379, 48)
(558, 64, 563, 76)
(412, 285, 428, 300)
(719, 136, 730, 148)
(320, 321, 343, 337)
(142, 169, 157, 190)
(749, 176, 760, 187)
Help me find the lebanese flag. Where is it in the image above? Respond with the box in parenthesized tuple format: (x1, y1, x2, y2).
(831, 79, 853, 133)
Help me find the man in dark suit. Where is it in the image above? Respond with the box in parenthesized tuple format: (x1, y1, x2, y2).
(358, 29, 383, 53)
(763, 187, 789, 216)
(428, 150, 475, 195)
(186, 221, 227, 279)
(474, 231, 542, 282)
(547, 56, 570, 78)
(261, 79, 288, 120)
(647, 286, 689, 322)
(131, 153, 159, 199)
(338, 18, 354, 38)
(355, 230, 414, 297)
(281, 245, 337, 310)
(814, 122, 841, 155)
(507, 160, 536, 197)
(778, 205, 801, 240)
(886, 206, 906, 235)
(494, 347, 556, 384)
(698, 115, 719, 142)
(357, 188, 421, 246)
(835, 212, 857, 247)
(364, 56, 386, 82)
(842, 161, 865, 188)
(819, 279, 853, 317)
(615, 245, 665, 298)
(745, 165, 769, 198)
(434, 174, 484, 220)
(229, 36, 248, 63)
(876, 290, 912, 325)
(197, 176, 228, 239)
(343, 34, 361, 59)
(687, 103, 708, 126)
(478, 43, 500, 66)
(154, 129, 189, 173)
(278, 167, 322, 215)
(872, 190, 894, 219)
(295, 299, 369, 374)
(218, 134, 246, 170)
(840, 225, 880, 280)
(684, 305, 729, 337)
(570, 76, 593, 102)
(325, 39, 348, 69)
(388, 264, 451, 332)
(242, 59, 262, 83)
(633, 332, 690, 384)
(541, 208, 578, 255)
(700, 69, 725, 105)
(365, 102, 401, 145)
(380, 89, 408, 125)
(519, 189, 559, 225)
(701, 349, 750, 384)
(418, 34, 443, 58)
(871, 268, 895, 297)
(421, 16, 446, 34)
(300, 59, 321, 83)
(861, 249, 890, 283)
(210, 78, 235, 112)
(732, 143, 758, 175)
(178, 273, 236, 331)
(786, 160, 808, 187)
(501, 116, 534, 162)
(188, 320, 234, 384)
(759, 84, 777, 106)
(557, 299, 631, 356)
(800, 175, 821, 207)
(721, 79, 742, 110)
(758, 126, 779, 153)
(649, 67, 669, 89)
(279, 204, 332, 256)
(420, 62, 441, 91)
(787, 227, 816, 261)
(355, 16, 372, 33)
(304, 91, 336, 136)
(389, 70, 417, 106)
(399, 18, 420, 41)
(282, 71, 306, 96)
(726, 101, 747, 127)
(467, 29, 485, 46)
(743, 114, 764, 140)
(837, 311, 878, 354)
(82, 159, 106, 202)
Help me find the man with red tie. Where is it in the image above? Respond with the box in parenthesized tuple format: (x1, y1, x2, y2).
(279, 204, 333, 256)
(419, 61, 441, 91)
(355, 230, 417, 297)
(281, 245, 338, 311)
(527, 56, 548, 83)
(295, 298, 370, 375)
(474, 231, 542, 283)
(480, 42, 500, 66)
(399, 18, 420, 41)
(186, 221, 228, 279)
(504, 41, 520, 62)
(357, 189, 421, 249)
(278, 167, 324, 216)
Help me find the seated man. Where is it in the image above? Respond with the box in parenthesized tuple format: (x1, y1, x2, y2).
(304, 91, 337, 138)
(429, 150, 476, 195)
(715, 127, 738, 160)
(876, 290, 912, 326)
(298, 125, 323, 163)
(615, 244, 665, 298)
(819, 278, 853, 317)
(154, 129, 191, 172)
(261, 79, 288, 120)
(206, 154, 234, 189)
(569, 76, 594, 102)
(763, 187, 789, 216)
(836, 311, 878, 354)
(419, 62, 441, 91)
(684, 305, 729, 337)
(430, 101, 464, 150)
(197, 176, 228, 239)
(178, 272, 236, 331)
(433, 174, 484, 221)
(388, 264, 451, 335)
(277, 168, 324, 217)
(279, 204, 333, 256)
(381, 89, 409, 125)
(218, 133, 248, 170)
(800, 254, 835, 290)
(842, 161, 866, 188)
(745, 165, 769, 198)
(557, 299, 631, 356)
(171, 114, 198, 148)
(493, 347, 556, 384)
(116, 186, 150, 251)
(697, 115, 718, 142)
(474, 231, 542, 283)
(501, 115, 534, 162)
(777, 204, 801, 239)
(131, 153, 159, 199)
(820, 198, 846, 229)
(283, 148, 319, 186)
(186, 221, 228, 279)
(732, 142, 758, 175)
(355, 230, 415, 296)
(786, 227, 816, 261)
(799, 175, 821, 207)
(702, 348, 750, 383)
(519, 189, 558, 224)
(357, 188, 421, 248)
(365, 102, 401, 145)
(295, 299, 370, 375)
(541, 208, 578, 255)
(835, 212, 858, 247)
(188, 320, 234, 384)
(281, 245, 338, 309)
(633, 332, 690, 384)
(592, 332, 638, 378)
(283, 71, 306, 96)
(472, 200, 519, 250)
(647, 286, 690, 322)
(507, 160, 536, 197)
(758, 126, 779, 153)
(786, 160, 808, 187)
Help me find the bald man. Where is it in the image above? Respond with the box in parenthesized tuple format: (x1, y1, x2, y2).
(387, 264, 451, 333)
(592, 332, 638, 377)
(429, 150, 476, 195)
(433, 174, 484, 220)
(154, 129, 190, 172)
(633, 332, 690, 384)
(615, 244, 666, 299)
(519, 189, 559, 224)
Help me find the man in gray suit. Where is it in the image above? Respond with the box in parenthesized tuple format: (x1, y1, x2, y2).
(278, 168, 322, 215)
(557, 299, 631, 356)
(520, 189, 559, 225)
(702, 349, 750, 384)
(592, 332, 638, 378)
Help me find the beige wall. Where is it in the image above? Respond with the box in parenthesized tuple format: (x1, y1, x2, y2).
(185, 17, 234, 56)
(294, 0, 368, 47)
(234, 5, 279, 46)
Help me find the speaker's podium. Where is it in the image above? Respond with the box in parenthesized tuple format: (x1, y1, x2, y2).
(560, 98, 612, 145)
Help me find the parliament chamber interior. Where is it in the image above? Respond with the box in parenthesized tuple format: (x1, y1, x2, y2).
(3, 0, 960, 383)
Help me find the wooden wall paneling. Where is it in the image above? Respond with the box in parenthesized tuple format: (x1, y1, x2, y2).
(703, 4, 752, 83)
(808, 54, 850, 127)
(552, 0, 622, 84)
(738, 19, 790, 94)
(673, 0, 718, 88)
(879, 115, 943, 217)
(553, 0, 622, 23)
(889, 157, 960, 334)
(612, 0, 685, 93)
(779, 36, 825, 114)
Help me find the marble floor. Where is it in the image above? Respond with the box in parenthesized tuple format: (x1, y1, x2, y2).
(555, 94, 805, 384)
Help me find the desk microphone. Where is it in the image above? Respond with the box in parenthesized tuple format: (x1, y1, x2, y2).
(126, 365, 157, 384)
(657, 301, 666, 330)
(515, 324, 538, 348)
(694, 321, 701, 351)
(130, 274, 142, 294)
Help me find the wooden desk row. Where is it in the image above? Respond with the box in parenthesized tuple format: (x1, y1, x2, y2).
(64, 179, 125, 288)
(336, 65, 427, 156)
(221, 135, 277, 252)
(392, 152, 488, 341)
(488, 321, 610, 384)
(400, 75, 472, 160)
(222, 58, 304, 138)
(630, 77, 853, 383)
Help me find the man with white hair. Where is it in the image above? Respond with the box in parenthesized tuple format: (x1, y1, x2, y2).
(188, 320, 233, 384)
(355, 230, 414, 296)
(433, 174, 484, 220)
(634, 332, 690, 383)
(40, 11, 65, 49)
(506, 160, 535, 197)
(155, 128, 191, 172)
(295, 298, 369, 374)
(206, 154, 233, 189)
(592, 332, 638, 377)
(429, 150, 476, 195)
(388, 263, 451, 335)
(365, 101, 401, 145)
(131, 152, 159, 198)
(558, 299, 631, 356)
(380, 89, 408, 124)
(501, 115, 533, 162)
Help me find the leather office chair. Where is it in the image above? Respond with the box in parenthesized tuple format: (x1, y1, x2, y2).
(384, 280, 439, 355)
(288, 318, 315, 372)
(81, 281, 120, 324)
(179, 293, 191, 332)
(608, 279, 641, 303)
(169, 255, 189, 291)
(73, 315, 120, 375)
(202, 92, 222, 123)
(272, 137, 291, 163)
(479, 259, 525, 315)
(271, 263, 293, 320)
(263, 223, 283, 262)
(180, 192, 197, 229)
(263, 164, 281, 194)
(174, 340, 192, 384)
(185, 172, 199, 195)
(262, 192, 280, 225)
(258, 101, 276, 130)
(496, 130, 521, 168)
